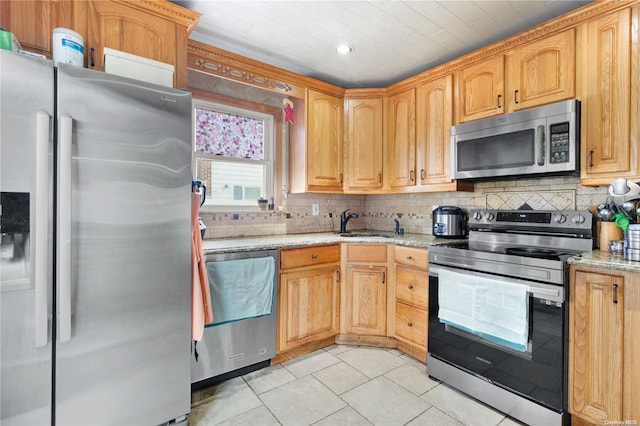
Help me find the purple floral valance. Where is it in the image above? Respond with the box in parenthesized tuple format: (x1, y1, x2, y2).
(195, 107, 264, 160)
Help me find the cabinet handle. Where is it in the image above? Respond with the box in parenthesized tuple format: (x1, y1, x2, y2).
(339, 173, 343, 184)
(336, 269, 340, 283)
(311, 254, 317, 259)
(613, 283, 618, 304)
(420, 169, 425, 180)
(381, 271, 386, 284)
(410, 170, 414, 182)
(90, 47, 96, 68)
(497, 94, 502, 109)
(407, 322, 413, 327)
(378, 172, 382, 184)
(514, 90, 519, 104)
(589, 150, 594, 168)
(408, 284, 413, 289)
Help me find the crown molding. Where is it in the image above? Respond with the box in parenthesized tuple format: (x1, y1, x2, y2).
(114, 0, 201, 33)
(187, 39, 345, 98)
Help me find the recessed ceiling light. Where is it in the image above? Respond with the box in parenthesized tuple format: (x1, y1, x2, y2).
(336, 44, 353, 55)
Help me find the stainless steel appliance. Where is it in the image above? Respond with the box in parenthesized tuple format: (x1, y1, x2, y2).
(192, 249, 278, 387)
(451, 99, 580, 180)
(1, 50, 192, 425)
(432, 206, 467, 238)
(428, 209, 593, 426)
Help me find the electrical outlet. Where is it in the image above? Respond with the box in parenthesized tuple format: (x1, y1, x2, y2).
(312, 203, 320, 216)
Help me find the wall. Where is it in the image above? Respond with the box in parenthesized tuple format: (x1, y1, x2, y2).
(189, 70, 609, 239)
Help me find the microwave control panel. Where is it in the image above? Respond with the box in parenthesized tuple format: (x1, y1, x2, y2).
(549, 122, 570, 164)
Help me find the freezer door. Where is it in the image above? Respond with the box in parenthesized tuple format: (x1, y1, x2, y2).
(55, 64, 192, 425)
(0, 51, 54, 425)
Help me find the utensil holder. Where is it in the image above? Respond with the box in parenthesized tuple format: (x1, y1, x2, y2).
(599, 221, 623, 250)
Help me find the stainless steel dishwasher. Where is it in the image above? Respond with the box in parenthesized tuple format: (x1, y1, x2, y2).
(191, 249, 278, 387)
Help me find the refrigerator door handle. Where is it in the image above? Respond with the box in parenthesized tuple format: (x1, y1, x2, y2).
(58, 114, 73, 343)
(35, 111, 50, 348)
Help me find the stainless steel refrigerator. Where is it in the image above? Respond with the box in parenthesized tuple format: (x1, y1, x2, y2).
(1, 50, 192, 425)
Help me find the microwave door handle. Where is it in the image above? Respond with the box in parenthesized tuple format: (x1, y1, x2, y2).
(537, 125, 545, 166)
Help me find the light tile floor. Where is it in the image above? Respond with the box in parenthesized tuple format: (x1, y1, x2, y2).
(190, 345, 525, 426)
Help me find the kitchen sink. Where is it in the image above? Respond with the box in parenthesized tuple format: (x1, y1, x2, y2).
(338, 231, 395, 238)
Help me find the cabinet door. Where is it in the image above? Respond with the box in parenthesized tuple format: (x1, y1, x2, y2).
(345, 265, 386, 336)
(570, 270, 623, 424)
(387, 89, 416, 188)
(86, 1, 177, 72)
(581, 8, 634, 180)
(0, 0, 52, 56)
(278, 266, 339, 352)
(416, 74, 453, 185)
(506, 29, 576, 111)
(456, 56, 504, 123)
(345, 97, 384, 190)
(306, 90, 344, 192)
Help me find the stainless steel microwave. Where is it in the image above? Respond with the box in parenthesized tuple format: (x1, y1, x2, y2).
(451, 99, 580, 180)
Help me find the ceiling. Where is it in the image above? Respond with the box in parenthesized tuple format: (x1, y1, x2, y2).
(172, 0, 593, 89)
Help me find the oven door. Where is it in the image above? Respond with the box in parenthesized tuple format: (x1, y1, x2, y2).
(428, 265, 567, 412)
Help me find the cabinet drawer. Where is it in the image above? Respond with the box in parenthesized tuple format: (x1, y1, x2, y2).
(394, 246, 428, 270)
(280, 244, 340, 270)
(395, 265, 428, 309)
(395, 302, 427, 347)
(346, 244, 387, 263)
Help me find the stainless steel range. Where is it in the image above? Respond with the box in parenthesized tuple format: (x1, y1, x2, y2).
(428, 209, 593, 426)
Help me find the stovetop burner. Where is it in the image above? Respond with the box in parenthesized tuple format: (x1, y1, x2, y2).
(504, 247, 566, 260)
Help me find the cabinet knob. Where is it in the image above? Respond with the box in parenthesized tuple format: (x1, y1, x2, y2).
(407, 322, 413, 327)
(311, 254, 317, 259)
(406, 255, 413, 260)
(408, 284, 413, 289)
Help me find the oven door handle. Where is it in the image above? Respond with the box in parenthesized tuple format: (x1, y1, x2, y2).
(429, 264, 564, 302)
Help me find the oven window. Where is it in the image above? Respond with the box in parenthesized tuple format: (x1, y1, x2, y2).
(428, 276, 566, 412)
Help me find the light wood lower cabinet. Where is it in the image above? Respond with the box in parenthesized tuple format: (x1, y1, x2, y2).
(569, 265, 640, 425)
(341, 244, 389, 337)
(393, 246, 428, 361)
(276, 245, 340, 360)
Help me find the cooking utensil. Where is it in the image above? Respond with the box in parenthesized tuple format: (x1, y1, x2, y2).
(599, 208, 612, 221)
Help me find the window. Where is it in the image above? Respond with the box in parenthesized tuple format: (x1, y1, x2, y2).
(193, 99, 275, 209)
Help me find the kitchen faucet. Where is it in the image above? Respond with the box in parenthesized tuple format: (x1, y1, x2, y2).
(339, 209, 359, 233)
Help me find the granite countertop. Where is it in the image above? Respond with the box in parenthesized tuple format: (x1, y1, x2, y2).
(202, 232, 640, 273)
(202, 231, 448, 254)
(568, 250, 640, 273)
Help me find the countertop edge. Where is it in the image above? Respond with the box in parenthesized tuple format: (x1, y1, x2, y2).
(203, 232, 640, 272)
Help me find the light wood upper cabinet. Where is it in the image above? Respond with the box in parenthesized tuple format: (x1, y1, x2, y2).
(505, 29, 576, 111)
(344, 93, 384, 192)
(579, 6, 639, 185)
(456, 55, 505, 123)
(456, 29, 575, 123)
(387, 89, 416, 188)
(0, 0, 52, 56)
(290, 89, 344, 193)
(0, 0, 199, 88)
(416, 74, 454, 185)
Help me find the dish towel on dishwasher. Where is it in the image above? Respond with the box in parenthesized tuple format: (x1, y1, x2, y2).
(206, 256, 275, 326)
(438, 268, 529, 352)
(192, 193, 213, 341)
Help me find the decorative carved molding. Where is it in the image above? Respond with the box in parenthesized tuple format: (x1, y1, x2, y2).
(188, 39, 344, 98)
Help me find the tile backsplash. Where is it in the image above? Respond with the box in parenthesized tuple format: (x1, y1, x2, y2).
(200, 176, 608, 239)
